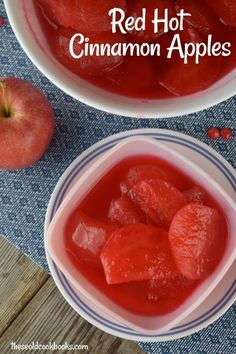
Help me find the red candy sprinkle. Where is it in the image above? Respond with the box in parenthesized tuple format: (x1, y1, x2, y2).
(0, 16, 5, 26)
(208, 127, 221, 140)
(221, 128, 233, 140)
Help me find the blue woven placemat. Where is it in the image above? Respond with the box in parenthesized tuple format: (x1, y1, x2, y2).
(0, 1, 235, 353)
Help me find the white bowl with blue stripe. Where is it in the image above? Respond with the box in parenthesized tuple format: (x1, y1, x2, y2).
(44, 129, 236, 341)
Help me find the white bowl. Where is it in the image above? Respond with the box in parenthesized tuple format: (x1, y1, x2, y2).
(44, 129, 236, 341)
(45, 136, 236, 335)
(4, 0, 236, 118)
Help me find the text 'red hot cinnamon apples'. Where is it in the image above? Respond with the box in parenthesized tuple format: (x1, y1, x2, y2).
(34, 1, 236, 99)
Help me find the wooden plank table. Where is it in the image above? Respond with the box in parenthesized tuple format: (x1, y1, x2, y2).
(0, 236, 145, 353)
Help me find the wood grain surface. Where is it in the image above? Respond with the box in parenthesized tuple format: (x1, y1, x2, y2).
(0, 237, 145, 354)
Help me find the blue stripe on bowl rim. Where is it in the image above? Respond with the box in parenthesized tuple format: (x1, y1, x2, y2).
(48, 132, 236, 338)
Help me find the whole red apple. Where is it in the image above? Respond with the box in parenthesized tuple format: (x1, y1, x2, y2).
(0, 77, 55, 169)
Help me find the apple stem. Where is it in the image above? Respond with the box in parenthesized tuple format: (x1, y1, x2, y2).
(0, 79, 11, 118)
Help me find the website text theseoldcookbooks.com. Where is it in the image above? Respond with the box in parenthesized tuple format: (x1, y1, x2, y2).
(69, 8, 232, 64)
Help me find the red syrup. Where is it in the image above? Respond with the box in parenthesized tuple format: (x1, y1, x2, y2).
(64, 155, 228, 316)
(33, 0, 236, 99)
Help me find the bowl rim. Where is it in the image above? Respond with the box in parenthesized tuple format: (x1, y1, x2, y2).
(45, 136, 236, 335)
(4, 0, 236, 118)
